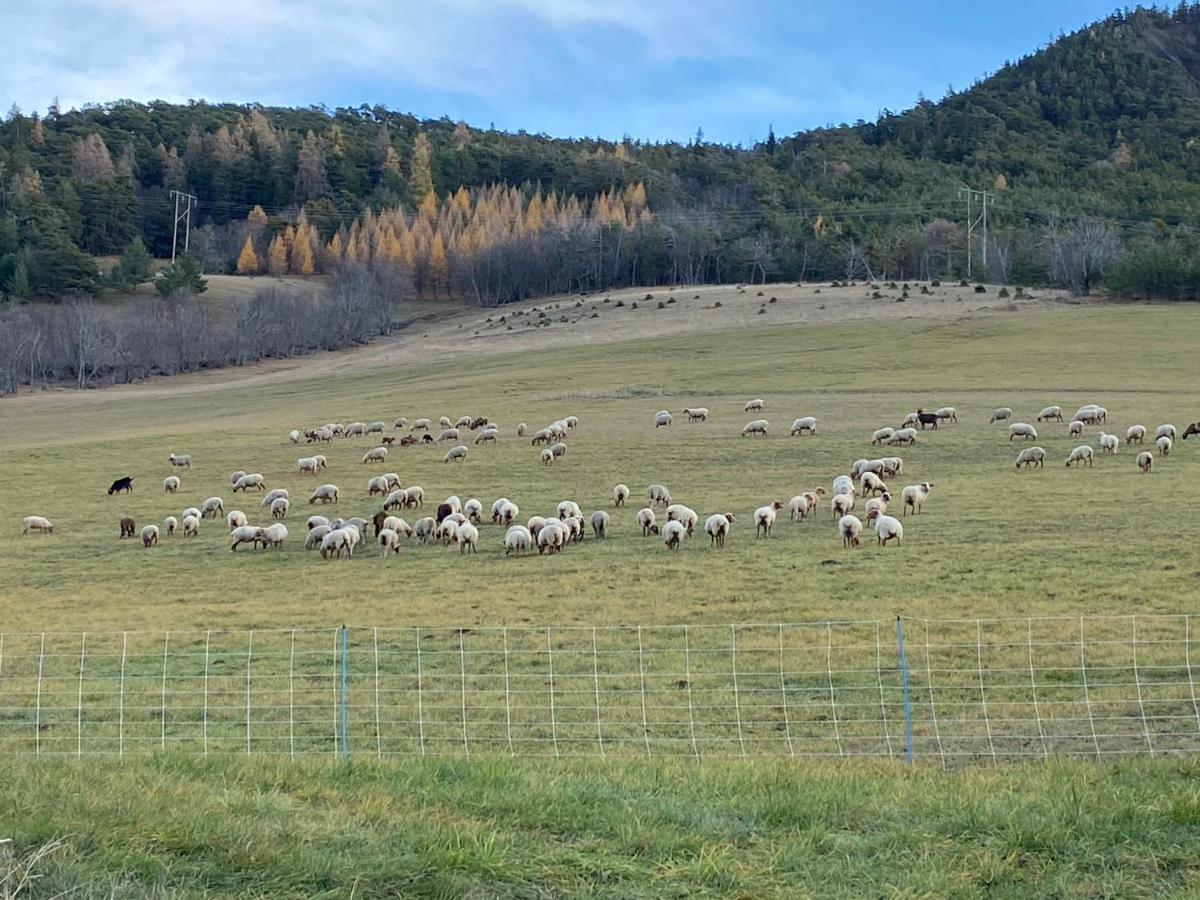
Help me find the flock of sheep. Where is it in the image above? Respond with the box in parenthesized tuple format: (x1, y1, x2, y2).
(19, 398, 1197, 559)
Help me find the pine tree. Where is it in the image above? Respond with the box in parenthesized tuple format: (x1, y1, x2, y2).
(155, 255, 207, 297)
(236, 235, 261, 274)
(410, 131, 435, 204)
(267, 234, 289, 275)
(111, 236, 153, 289)
(324, 232, 344, 270)
(294, 131, 331, 202)
(72, 133, 115, 181)
(29, 114, 44, 147)
(247, 204, 269, 228)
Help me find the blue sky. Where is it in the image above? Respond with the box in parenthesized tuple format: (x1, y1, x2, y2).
(3, 0, 1123, 144)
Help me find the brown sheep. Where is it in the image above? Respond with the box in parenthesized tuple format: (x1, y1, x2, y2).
(119, 517, 136, 539)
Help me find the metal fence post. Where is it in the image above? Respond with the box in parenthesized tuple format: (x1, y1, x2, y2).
(339, 625, 350, 761)
(896, 617, 913, 765)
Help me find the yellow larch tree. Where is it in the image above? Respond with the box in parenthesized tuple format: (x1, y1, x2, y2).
(236, 235, 261, 274)
(292, 228, 315, 274)
(428, 233, 448, 297)
(267, 234, 289, 275)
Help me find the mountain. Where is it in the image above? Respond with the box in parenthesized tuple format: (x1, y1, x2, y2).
(4, 4, 1200, 300)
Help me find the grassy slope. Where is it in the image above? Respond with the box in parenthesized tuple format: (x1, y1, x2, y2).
(3, 756, 1200, 898)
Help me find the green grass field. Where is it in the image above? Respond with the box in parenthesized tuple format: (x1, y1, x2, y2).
(2, 300, 1199, 896)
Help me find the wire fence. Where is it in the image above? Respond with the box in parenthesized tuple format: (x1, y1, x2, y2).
(2, 616, 1199, 765)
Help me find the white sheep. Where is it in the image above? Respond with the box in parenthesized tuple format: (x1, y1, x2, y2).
(412, 418, 431, 431)
(367, 476, 390, 497)
(1157, 435, 1173, 457)
(1068, 420, 1085, 437)
(319, 528, 352, 559)
(704, 513, 735, 548)
(504, 525, 533, 555)
(1136, 451, 1154, 473)
(233, 473, 266, 492)
(565, 415, 578, 430)
(362, 446, 388, 464)
(516, 423, 527, 437)
(1126, 425, 1146, 445)
(344, 422, 366, 437)
(666, 504, 699, 536)
(366, 421, 386, 436)
(457, 521, 479, 554)
(555, 500, 582, 522)
(887, 428, 918, 446)
(741, 419, 769, 437)
(787, 495, 812, 522)
(455, 415, 472, 429)
(860, 472, 888, 497)
(831, 493, 855, 520)
(227, 510, 248, 531)
(1037, 406, 1063, 423)
(183, 515, 200, 537)
(935, 407, 958, 423)
(537, 521, 566, 554)
(989, 407, 1013, 424)
(1008, 423, 1038, 442)
(443, 495, 463, 515)
(590, 510, 610, 539)
(436, 416, 451, 429)
(270, 497, 289, 520)
(306, 525, 332, 550)
(839, 515, 863, 549)
(636, 507, 659, 537)
(899, 412, 919, 429)
(1065, 445, 1093, 468)
(1156, 424, 1177, 441)
(662, 519, 688, 550)
(297, 457, 323, 475)
(393, 417, 408, 430)
(261, 523, 287, 548)
(550, 442, 567, 459)
(1015, 447, 1046, 469)
(405, 486, 424, 508)
(141, 524, 159, 547)
(164, 516, 178, 536)
(308, 484, 339, 504)
(864, 492, 891, 522)
(230, 470, 247, 486)
(754, 501, 783, 537)
(832, 475, 855, 497)
(871, 428, 894, 445)
(654, 410, 673, 428)
(683, 407, 709, 422)
(475, 428, 498, 445)
(168, 453, 191, 468)
(201, 497, 224, 519)
(181, 506, 201, 521)
(901, 482, 933, 515)
(1097, 432, 1119, 455)
(379, 528, 403, 556)
(306, 515, 329, 530)
(540, 448, 554, 465)
(790, 416, 817, 435)
(413, 517, 437, 545)
(436, 428, 460, 444)
(612, 484, 630, 507)
(289, 429, 301, 444)
(874, 514, 903, 547)
(382, 516, 413, 539)
(444, 445, 468, 463)
(744, 398, 764, 412)
(22, 516, 53, 535)
(163, 475, 180, 494)
(880, 457, 903, 477)
(647, 484, 671, 507)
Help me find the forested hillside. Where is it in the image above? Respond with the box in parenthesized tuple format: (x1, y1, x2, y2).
(5, 4, 1200, 307)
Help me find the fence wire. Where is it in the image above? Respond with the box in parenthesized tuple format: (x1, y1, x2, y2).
(1, 616, 1198, 765)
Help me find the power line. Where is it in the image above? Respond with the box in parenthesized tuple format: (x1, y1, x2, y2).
(958, 187, 995, 279)
(168, 190, 197, 262)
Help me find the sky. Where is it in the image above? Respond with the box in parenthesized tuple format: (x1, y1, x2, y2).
(2, 0, 1124, 144)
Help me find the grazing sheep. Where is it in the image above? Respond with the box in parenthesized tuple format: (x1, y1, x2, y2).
(107, 476, 135, 495)
(1068, 420, 1085, 437)
(444, 445, 469, 463)
(704, 513, 735, 548)
(613, 484, 630, 507)
(297, 457, 324, 475)
(306, 515, 329, 530)
(1072, 405, 1105, 424)
(394, 417, 408, 430)
(504, 525, 533, 556)
(405, 486, 424, 508)
(935, 407, 958, 424)
(1065, 445, 1093, 468)
(457, 522, 479, 554)
(662, 519, 688, 550)
(665, 504, 698, 536)
(367, 476, 390, 497)
(261, 523, 288, 548)
(379, 528, 403, 556)
(119, 517, 136, 539)
(270, 497, 289, 520)
(259, 489, 288, 508)
(1136, 451, 1154, 473)
(463, 499, 484, 524)
(1015, 447, 1046, 469)
(537, 521, 566, 555)
(289, 429, 301, 444)
(306, 525, 332, 550)
(886, 428, 918, 446)
(741, 418, 769, 437)
(655, 410, 673, 428)
(871, 427, 895, 445)
(436, 428, 460, 444)
(901, 482, 933, 515)
(590, 510, 611, 539)
(327, 423, 344, 437)
(516, 423, 527, 437)
(1183, 423, 1200, 440)
(228, 510, 248, 531)
(683, 407, 709, 422)
(557, 500, 584, 522)
(412, 418, 431, 431)
(636, 507, 659, 537)
(1037, 406, 1064, 423)
(790, 416, 818, 435)
(22, 516, 54, 535)
(1126, 425, 1146, 445)
(1008, 423, 1038, 442)
(754, 501, 783, 537)
(788, 495, 812, 521)
(839, 515, 863, 549)
(860, 472, 888, 498)
(201, 497, 224, 519)
(831, 493, 855, 520)
(366, 421, 386, 436)
(475, 428, 498, 445)
(312, 427, 334, 443)
(989, 407, 1013, 423)
(308, 484, 339, 505)
(874, 514, 903, 547)
(344, 422, 366, 438)
(864, 492, 891, 523)
(168, 453, 192, 468)
(164, 516, 178, 536)
(647, 484, 672, 507)
(540, 448, 554, 465)
(362, 446, 388, 464)
(233, 474, 266, 492)
(550, 442, 568, 460)
(527, 515, 547, 537)
(530, 429, 552, 445)
(490, 498, 512, 523)
(183, 515, 200, 537)
(1097, 432, 1119, 455)
(163, 476, 180, 494)
(1156, 424, 1177, 441)
(832, 475, 855, 497)
(181, 507, 201, 521)
(141, 525, 159, 548)
(437, 416, 451, 429)
(455, 415, 472, 429)
(413, 517, 437, 545)
(880, 457, 904, 477)
(744, 398, 764, 412)
(383, 489, 408, 511)
(900, 411, 920, 428)
(319, 528, 353, 559)
(1157, 435, 1173, 457)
